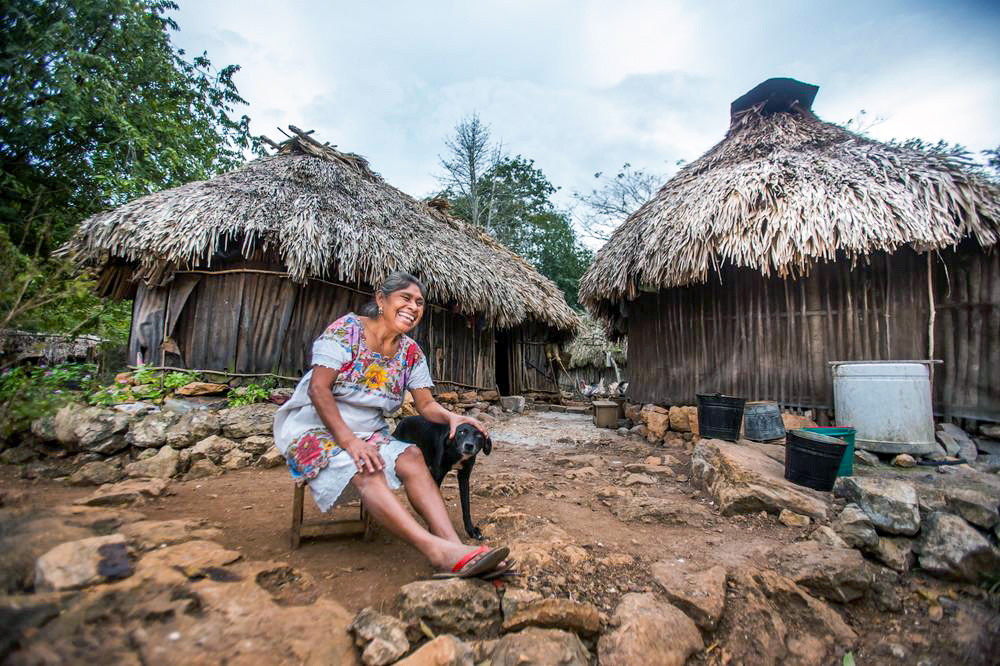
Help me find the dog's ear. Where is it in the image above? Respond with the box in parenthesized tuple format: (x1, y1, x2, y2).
(483, 435, 492, 455)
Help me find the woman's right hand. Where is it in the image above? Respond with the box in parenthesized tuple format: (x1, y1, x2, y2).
(341, 435, 384, 474)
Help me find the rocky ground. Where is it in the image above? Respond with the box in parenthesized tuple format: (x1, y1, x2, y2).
(2, 410, 999, 665)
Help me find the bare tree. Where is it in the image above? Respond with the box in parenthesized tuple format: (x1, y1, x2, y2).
(438, 113, 501, 227)
(572, 162, 663, 241)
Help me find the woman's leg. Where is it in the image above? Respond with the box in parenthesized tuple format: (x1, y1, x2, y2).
(351, 468, 475, 569)
(393, 446, 462, 543)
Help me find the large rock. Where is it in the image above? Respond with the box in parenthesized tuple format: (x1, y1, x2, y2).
(165, 409, 221, 448)
(691, 439, 829, 520)
(350, 607, 410, 666)
(598, 593, 702, 666)
(916, 512, 1000, 582)
(124, 445, 180, 479)
(640, 404, 670, 440)
(650, 560, 727, 630)
(502, 598, 600, 636)
(257, 446, 285, 468)
(869, 536, 915, 572)
(239, 434, 274, 455)
(773, 541, 870, 603)
(782, 412, 818, 430)
(491, 628, 588, 666)
(127, 411, 180, 448)
(30, 414, 57, 441)
(941, 487, 999, 530)
(611, 496, 711, 526)
(668, 405, 697, 433)
(833, 477, 920, 535)
(190, 434, 238, 464)
(500, 396, 525, 414)
(398, 578, 500, 640)
(119, 519, 223, 552)
(218, 402, 278, 439)
(222, 448, 254, 470)
(186, 458, 224, 479)
(68, 460, 123, 486)
(720, 568, 856, 665)
(936, 431, 961, 457)
(34, 533, 132, 590)
(833, 503, 879, 549)
(74, 478, 170, 506)
(55, 405, 131, 454)
(0, 444, 36, 465)
(939, 422, 978, 462)
(396, 635, 473, 666)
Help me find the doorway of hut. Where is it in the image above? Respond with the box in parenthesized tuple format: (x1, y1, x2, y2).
(495, 330, 512, 396)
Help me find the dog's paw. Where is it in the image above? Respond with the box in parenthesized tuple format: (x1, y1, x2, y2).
(468, 526, 484, 540)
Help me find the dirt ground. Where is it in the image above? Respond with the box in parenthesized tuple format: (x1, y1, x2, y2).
(4, 411, 998, 664)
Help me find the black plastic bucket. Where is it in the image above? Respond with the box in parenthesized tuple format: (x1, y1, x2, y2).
(743, 401, 786, 441)
(784, 429, 848, 491)
(696, 393, 746, 441)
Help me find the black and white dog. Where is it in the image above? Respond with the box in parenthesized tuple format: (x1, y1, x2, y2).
(392, 415, 492, 540)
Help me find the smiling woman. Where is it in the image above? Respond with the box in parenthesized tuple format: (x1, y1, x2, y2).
(272, 271, 511, 579)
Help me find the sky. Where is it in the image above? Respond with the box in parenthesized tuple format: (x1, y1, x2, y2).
(171, 0, 1000, 236)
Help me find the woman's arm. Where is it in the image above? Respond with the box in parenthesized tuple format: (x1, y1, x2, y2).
(411, 387, 488, 439)
(308, 366, 383, 472)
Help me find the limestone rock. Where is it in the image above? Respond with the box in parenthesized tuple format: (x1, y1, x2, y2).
(165, 410, 221, 448)
(892, 453, 916, 468)
(222, 448, 253, 470)
(833, 503, 879, 549)
(810, 525, 849, 549)
(611, 496, 711, 526)
(137, 539, 241, 572)
(668, 405, 694, 433)
(691, 439, 829, 520)
(239, 434, 274, 455)
(0, 445, 36, 465)
(916, 511, 1000, 582)
(937, 431, 961, 457)
(500, 396, 525, 413)
(127, 411, 180, 448)
(175, 382, 228, 396)
(74, 478, 169, 506)
(623, 473, 656, 486)
(190, 434, 237, 464)
(598, 593, 702, 666)
(34, 533, 132, 591)
(502, 598, 601, 636)
(119, 519, 223, 552)
(623, 403, 642, 423)
(350, 607, 410, 666)
(55, 405, 131, 454)
(941, 487, 999, 529)
(833, 476, 920, 535)
(438, 392, 459, 403)
(30, 414, 57, 442)
(186, 458, 223, 479)
(782, 412, 818, 430)
(218, 402, 278, 439)
(398, 578, 500, 640)
(257, 446, 285, 468)
(640, 404, 670, 440)
(124, 445, 180, 479)
(624, 463, 674, 477)
(854, 449, 882, 466)
(779, 509, 811, 527)
(773, 540, 870, 603)
(870, 535, 915, 573)
(650, 560, 727, 630)
(67, 460, 123, 486)
(500, 588, 543, 618)
(493, 628, 589, 666)
(396, 635, 473, 666)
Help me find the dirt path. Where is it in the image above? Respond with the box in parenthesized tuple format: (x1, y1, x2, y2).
(4, 411, 993, 664)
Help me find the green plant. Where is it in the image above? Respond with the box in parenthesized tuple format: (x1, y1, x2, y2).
(132, 364, 159, 385)
(0, 362, 100, 438)
(227, 383, 270, 408)
(163, 371, 199, 391)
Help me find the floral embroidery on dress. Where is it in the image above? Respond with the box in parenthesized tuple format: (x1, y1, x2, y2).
(285, 427, 390, 485)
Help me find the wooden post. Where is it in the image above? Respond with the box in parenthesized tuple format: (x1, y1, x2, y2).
(290, 484, 304, 549)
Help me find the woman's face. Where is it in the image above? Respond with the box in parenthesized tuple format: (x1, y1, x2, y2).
(378, 283, 425, 334)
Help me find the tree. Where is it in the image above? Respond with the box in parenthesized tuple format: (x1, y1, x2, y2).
(572, 163, 663, 241)
(0, 0, 262, 336)
(437, 113, 502, 227)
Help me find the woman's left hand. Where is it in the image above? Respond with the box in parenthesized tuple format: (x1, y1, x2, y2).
(448, 412, 488, 439)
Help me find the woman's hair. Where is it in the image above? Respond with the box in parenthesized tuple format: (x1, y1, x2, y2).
(361, 271, 427, 317)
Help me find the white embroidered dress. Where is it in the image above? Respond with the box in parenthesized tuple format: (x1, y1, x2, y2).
(273, 313, 434, 511)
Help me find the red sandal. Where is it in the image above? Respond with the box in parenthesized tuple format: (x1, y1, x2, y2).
(431, 546, 510, 579)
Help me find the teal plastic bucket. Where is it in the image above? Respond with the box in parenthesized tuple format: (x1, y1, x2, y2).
(803, 427, 856, 477)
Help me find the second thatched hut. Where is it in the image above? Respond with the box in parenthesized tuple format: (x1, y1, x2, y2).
(69, 127, 579, 397)
(580, 78, 1000, 424)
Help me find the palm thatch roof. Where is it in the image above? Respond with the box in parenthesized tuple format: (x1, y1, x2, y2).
(580, 78, 1000, 328)
(564, 312, 625, 369)
(67, 126, 578, 332)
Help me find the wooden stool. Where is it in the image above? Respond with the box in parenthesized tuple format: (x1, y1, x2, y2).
(290, 484, 376, 549)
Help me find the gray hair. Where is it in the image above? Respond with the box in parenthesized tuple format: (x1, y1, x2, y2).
(362, 271, 427, 317)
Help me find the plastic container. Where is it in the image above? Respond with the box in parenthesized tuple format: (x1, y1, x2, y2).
(803, 427, 856, 477)
(743, 401, 785, 441)
(593, 400, 619, 429)
(831, 361, 937, 455)
(697, 393, 746, 441)
(784, 429, 848, 491)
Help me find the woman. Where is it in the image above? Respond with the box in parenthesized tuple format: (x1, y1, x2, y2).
(273, 272, 508, 577)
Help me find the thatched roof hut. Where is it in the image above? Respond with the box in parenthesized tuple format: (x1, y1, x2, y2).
(70, 127, 579, 394)
(581, 78, 1000, 423)
(559, 311, 626, 393)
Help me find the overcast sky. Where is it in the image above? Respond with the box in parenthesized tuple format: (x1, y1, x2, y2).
(172, 0, 1000, 229)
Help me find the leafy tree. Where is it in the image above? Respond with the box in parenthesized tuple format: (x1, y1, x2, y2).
(437, 113, 502, 228)
(572, 162, 663, 241)
(0, 0, 262, 336)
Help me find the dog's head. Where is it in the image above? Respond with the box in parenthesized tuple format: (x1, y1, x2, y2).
(451, 423, 492, 459)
